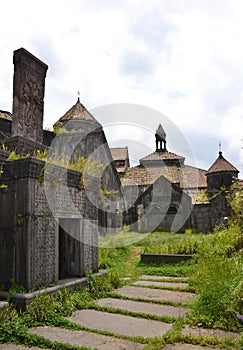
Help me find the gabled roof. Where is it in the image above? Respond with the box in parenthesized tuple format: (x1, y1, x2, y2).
(140, 150, 185, 162)
(121, 165, 207, 189)
(121, 167, 154, 186)
(182, 165, 207, 188)
(206, 151, 239, 175)
(53, 98, 101, 128)
(110, 147, 128, 161)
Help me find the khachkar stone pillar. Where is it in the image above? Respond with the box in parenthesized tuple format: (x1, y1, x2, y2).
(12, 48, 48, 144)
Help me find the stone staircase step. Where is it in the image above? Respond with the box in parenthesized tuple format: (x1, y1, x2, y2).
(66, 309, 172, 338)
(2, 274, 239, 350)
(97, 297, 189, 318)
(140, 275, 189, 282)
(133, 280, 189, 288)
(30, 326, 144, 349)
(114, 285, 196, 304)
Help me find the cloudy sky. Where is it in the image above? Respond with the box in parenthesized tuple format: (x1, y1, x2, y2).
(1, 0, 243, 174)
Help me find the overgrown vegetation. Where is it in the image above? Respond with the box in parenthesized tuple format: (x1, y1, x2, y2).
(0, 272, 122, 348)
(0, 184, 242, 348)
(137, 231, 207, 255)
(189, 225, 243, 330)
(99, 182, 243, 336)
(188, 183, 243, 331)
(227, 182, 243, 229)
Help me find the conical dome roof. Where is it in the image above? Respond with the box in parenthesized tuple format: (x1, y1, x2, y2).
(207, 151, 239, 174)
(53, 98, 101, 130)
(156, 124, 166, 139)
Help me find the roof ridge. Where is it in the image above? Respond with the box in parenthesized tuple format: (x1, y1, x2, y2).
(140, 150, 185, 161)
(53, 99, 101, 128)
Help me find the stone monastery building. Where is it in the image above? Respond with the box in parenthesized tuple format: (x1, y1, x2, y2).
(0, 48, 241, 291)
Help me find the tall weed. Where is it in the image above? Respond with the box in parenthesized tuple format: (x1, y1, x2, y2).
(140, 231, 207, 255)
(189, 226, 243, 330)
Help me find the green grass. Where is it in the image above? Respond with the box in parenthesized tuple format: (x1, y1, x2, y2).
(0, 273, 122, 348)
(99, 230, 149, 248)
(188, 225, 243, 331)
(99, 227, 243, 334)
(136, 231, 208, 255)
(99, 230, 208, 254)
(1, 227, 243, 349)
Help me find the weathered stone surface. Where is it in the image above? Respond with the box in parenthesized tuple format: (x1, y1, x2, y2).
(0, 156, 99, 291)
(0, 301, 8, 312)
(97, 297, 189, 318)
(114, 285, 196, 304)
(139, 275, 188, 281)
(30, 326, 144, 350)
(66, 309, 172, 338)
(133, 280, 188, 288)
(0, 272, 106, 310)
(181, 325, 240, 340)
(1, 274, 239, 350)
(12, 48, 48, 143)
(163, 344, 223, 350)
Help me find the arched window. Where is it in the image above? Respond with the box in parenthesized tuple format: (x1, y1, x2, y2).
(150, 206, 162, 215)
(167, 206, 178, 215)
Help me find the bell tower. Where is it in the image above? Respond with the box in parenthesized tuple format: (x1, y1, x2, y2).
(155, 124, 166, 152)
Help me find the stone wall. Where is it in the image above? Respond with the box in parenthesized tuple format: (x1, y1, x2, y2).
(190, 191, 231, 233)
(190, 203, 212, 233)
(123, 175, 192, 232)
(0, 157, 98, 291)
(50, 124, 123, 235)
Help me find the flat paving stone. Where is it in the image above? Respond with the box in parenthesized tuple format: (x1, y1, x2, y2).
(0, 345, 46, 350)
(133, 280, 189, 288)
(140, 275, 189, 281)
(163, 344, 223, 350)
(30, 326, 144, 349)
(97, 297, 189, 318)
(181, 325, 240, 340)
(0, 301, 8, 311)
(114, 285, 196, 304)
(66, 309, 172, 338)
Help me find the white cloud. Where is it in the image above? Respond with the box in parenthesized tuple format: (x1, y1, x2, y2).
(0, 0, 242, 175)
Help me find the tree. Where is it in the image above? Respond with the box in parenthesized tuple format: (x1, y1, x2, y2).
(227, 182, 243, 228)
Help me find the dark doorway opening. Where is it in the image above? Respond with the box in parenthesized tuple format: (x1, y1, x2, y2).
(59, 218, 81, 280)
(98, 208, 107, 235)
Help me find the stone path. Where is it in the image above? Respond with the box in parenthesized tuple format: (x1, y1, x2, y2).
(30, 327, 144, 350)
(114, 285, 196, 304)
(97, 297, 189, 317)
(140, 275, 189, 281)
(67, 309, 172, 338)
(1, 274, 241, 350)
(133, 280, 189, 288)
